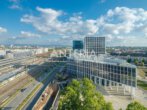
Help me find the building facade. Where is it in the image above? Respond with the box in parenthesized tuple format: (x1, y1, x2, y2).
(68, 36, 137, 97)
(84, 37, 105, 55)
(67, 55, 137, 97)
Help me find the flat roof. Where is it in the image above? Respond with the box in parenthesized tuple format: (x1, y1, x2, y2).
(68, 53, 136, 68)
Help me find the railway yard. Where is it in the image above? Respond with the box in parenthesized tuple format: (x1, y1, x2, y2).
(0, 55, 63, 110)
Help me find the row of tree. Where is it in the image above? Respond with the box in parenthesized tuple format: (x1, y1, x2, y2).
(126, 101, 147, 110)
(58, 78, 147, 110)
(127, 58, 146, 66)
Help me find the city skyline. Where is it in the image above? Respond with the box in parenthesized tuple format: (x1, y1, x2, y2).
(0, 0, 147, 46)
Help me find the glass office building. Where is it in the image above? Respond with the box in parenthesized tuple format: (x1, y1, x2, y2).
(68, 36, 137, 97)
(73, 40, 83, 50)
(67, 54, 137, 96)
(84, 37, 105, 55)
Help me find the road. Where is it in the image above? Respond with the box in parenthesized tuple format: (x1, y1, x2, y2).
(4, 72, 49, 110)
(23, 64, 63, 110)
(3, 81, 38, 110)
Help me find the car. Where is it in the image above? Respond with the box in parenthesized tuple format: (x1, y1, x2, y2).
(21, 88, 26, 92)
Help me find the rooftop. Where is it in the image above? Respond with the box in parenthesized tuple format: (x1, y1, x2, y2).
(68, 53, 136, 68)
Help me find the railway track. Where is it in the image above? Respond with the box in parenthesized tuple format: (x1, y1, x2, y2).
(0, 62, 44, 95)
(0, 56, 35, 67)
(0, 58, 43, 78)
(0, 61, 54, 106)
(0, 74, 32, 104)
(0, 67, 16, 75)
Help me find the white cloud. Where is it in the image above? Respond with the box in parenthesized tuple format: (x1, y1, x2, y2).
(97, 7, 147, 46)
(9, 0, 22, 10)
(9, 4, 21, 9)
(20, 31, 41, 38)
(0, 27, 7, 33)
(21, 7, 98, 37)
(21, 6, 147, 46)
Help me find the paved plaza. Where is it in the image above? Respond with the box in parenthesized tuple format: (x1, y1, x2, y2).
(97, 85, 147, 110)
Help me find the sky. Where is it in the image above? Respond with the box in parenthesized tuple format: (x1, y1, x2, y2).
(0, 0, 147, 46)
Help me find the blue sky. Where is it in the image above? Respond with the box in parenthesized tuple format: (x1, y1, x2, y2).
(0, 0, 147, 46)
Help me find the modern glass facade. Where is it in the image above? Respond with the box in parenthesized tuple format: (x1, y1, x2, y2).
(68, 36, 137, 96)
(73, 40, 83, 50)
(67, 56, 137, 87)
(84, 37, 105, 55)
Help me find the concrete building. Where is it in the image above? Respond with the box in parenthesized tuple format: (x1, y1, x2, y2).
(34, 48, 49, 54)
(0, 50, 6, 58)
(84, 37, 105, 55)
(6, 50, 33, 58)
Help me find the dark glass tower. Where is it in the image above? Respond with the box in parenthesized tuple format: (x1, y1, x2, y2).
(73, 40, 83, 50)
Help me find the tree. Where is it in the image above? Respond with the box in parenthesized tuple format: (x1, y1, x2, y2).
(127, 58, 132, 63)
(142, 58, 145, 63)
(141, 61, 144, 66)
(126, 101, 147, 110)
(141, 58, 145, 66)
(134, 58, 139, 65)
(58, 78, 114, 110)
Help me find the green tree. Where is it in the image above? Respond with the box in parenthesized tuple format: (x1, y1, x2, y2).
(58, 78, 114, 110)
(141, 58, 145, 66)
(127, 58, 132, 63)
(141, 61, 144, 66)
(142, 58, 145, 63)
(126, 101, 147, 110)
(134, 58, 139, 65)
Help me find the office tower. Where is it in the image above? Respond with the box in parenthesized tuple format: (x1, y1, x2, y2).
(73, 40, 83, 50)
(84, 37, 105, 55)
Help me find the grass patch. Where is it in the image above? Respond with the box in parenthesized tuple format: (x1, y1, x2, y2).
(137, 68, 146, 78)
(137, 80, 147, 90)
